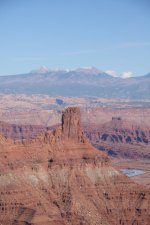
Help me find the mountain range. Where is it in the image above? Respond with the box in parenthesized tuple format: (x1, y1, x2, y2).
(0, 66, 149, 99)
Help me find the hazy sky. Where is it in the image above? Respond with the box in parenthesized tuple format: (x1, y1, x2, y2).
(0, 0, 150, 76)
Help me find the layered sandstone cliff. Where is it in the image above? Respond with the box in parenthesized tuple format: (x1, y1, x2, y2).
(84, 119, 150, 159)
(0, 121, 60, 140)
(0, 107, 150, 225)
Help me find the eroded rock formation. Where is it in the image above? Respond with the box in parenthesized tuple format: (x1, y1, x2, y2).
(84, 119, 150, 159)
(0, 107, 150, 225)
(62, 107, 85, 142)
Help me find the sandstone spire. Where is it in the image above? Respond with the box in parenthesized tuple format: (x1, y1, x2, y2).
(62, 107, 84, 142)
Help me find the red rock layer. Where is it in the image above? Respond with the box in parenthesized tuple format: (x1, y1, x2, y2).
(84, 119, 150, 159)
(0, 107, 150, 225)
(0, 121, 59, 140)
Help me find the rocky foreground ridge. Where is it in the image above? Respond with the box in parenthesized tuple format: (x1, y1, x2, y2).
(0, 107, 150, 225)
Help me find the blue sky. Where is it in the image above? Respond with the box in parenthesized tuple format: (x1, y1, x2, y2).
(0, 0, 150, 76)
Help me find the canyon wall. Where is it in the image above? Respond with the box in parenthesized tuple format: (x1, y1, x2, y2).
(0, 107, 149, 225)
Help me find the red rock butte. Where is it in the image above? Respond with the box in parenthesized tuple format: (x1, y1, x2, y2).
(0, 107, 149, 225)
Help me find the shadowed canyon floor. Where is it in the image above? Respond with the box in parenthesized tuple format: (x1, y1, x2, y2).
(0, 107, 150, 225)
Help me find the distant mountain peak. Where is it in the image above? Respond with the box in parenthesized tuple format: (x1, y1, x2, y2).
(31, 66, 70, 74)
(76, 66, 101, 75)
(31, 66, 50, 74)
(30, 66, 104, 75)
